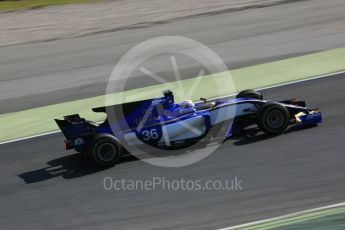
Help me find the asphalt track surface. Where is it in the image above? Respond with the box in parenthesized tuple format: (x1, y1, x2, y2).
(1, 73, 345, 229)
(1, 0, 345, 229)
(1, 0, 345, 113)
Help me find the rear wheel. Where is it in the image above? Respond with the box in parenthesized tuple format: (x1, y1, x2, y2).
(236, 89, 263, 100)
(257, 102, 290, 134)
(89, 135, 122, 167)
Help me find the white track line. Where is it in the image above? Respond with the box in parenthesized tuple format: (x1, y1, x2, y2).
(1, 69, 345, 146)
(217, 201, 345, 230)
(0, 130, 61, 145)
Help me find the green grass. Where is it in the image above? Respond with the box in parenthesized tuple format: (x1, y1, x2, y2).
(1, 47, 345, 142)
(0, 0, 95, 12)
(234, 205, 345, 230)
(270, 212, 345, 230)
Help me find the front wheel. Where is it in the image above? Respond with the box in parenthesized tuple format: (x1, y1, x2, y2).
(236, 89, 263, 100)
(89, 135, 122, 167)
(256, 102, 290, 134)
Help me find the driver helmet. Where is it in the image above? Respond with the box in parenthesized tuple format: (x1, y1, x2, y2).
(180, 100, 195, 109)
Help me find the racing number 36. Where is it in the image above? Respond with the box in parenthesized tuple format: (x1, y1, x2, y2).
(141, 129, 159, 141)
(137, 126, 163, 146)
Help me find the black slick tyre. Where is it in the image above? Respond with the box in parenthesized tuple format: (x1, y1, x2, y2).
(236, 89, 263, 100)
(256, 102, 290, 134)
(89, 134, 122, 167)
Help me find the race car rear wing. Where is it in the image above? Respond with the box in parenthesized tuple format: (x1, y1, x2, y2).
(55, 114, 96, 140)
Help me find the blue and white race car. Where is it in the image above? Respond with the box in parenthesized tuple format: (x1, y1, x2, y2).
(55, 89, 322, 166)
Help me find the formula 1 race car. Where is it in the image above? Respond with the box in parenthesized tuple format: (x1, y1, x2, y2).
(55, 89, 322, 166)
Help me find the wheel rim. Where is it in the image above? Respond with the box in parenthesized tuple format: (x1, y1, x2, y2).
(97, 143, 117, 162)
(266, 109, 285, 129)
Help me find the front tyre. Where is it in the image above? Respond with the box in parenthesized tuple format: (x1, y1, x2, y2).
(257, 102, 290, 134)
(90, 135, 122, 167)
(236, 89, 263, 100)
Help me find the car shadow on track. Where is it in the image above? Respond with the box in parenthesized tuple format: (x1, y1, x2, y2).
(230, 125, 318, 146)
(18, 154, 138, 184)
(18, 125, 318, 184)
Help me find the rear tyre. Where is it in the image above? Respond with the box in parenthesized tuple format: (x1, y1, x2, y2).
(89, 135, 122, 167)
(257, 102, 290, 134)
(236, 89, 263, 100)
